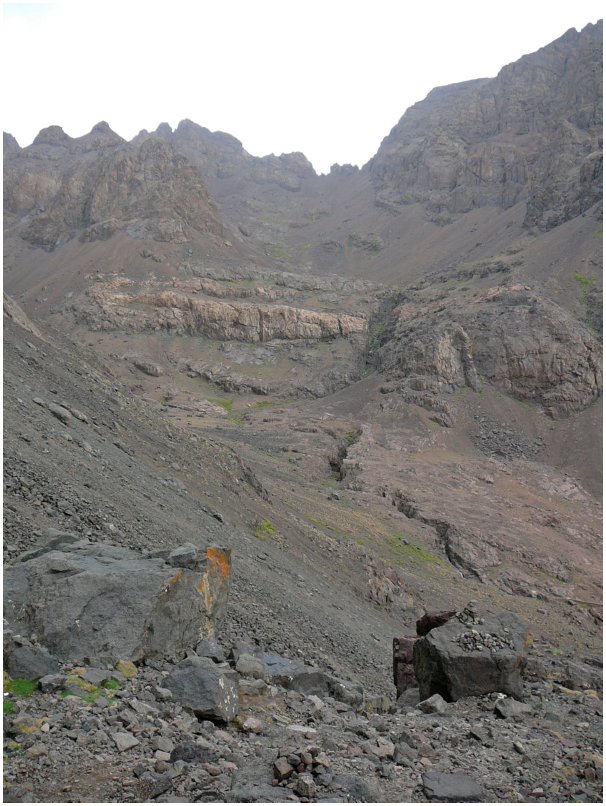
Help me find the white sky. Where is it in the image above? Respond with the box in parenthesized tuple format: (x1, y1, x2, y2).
(2, 0, 603, 174)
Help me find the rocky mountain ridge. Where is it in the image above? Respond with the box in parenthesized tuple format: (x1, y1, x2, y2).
(369, 22, 602, 229)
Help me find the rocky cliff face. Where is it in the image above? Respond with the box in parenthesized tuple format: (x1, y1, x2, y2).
(378, 283, 602, 418)
(78, 280, 367, 342)
(4, 124, 227, 251)
(368, 22, 603, 229)
(154, 119, 317, 192)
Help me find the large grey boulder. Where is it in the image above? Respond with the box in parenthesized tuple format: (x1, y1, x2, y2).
(3, 539, 231, 665)
(165, 656, 239, 724)
(414, 610, 529, 702)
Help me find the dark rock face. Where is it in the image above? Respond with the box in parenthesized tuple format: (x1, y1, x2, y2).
(160, 118, 317, 191)
(393, 637, 417, 696)
(413, 611, 530, 702)
(3, 539, 232, 664)
(369, 22, 603, 229)
(3, 132, 21, 155)
(5, 641, 60, 681)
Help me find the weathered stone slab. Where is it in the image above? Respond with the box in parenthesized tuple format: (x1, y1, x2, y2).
(423, 771, 485, 801)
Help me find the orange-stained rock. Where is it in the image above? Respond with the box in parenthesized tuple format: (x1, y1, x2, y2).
(4, 539, 232, 665)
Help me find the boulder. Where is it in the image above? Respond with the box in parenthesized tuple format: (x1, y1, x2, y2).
(422, 771, 485, 802)
(3, 539, 231, 665)
(494, 697, 532, 719)
(259, 653, 329, 695)
(17, 529, 84, 562)
(112, 732, 140, 752)
(4, 640, 60, 681)
(196, 637, 225, 663)
(414, 610, 529, 702)
(396, 687, 420, 709)
(418, 693, 448, 714)
(165, 656, 239, 724)
(327, 677, 364, 706)
(235, 652, 267, 679)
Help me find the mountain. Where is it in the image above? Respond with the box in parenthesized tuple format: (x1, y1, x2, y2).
(3, 21, 603, 804)
(369, 23, 603, 229)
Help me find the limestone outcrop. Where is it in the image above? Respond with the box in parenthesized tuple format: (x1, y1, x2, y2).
(78, 281, 367, 342)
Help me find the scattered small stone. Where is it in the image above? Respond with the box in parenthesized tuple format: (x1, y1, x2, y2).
(112, 732, 140, 752)
(26, 742, 48, 758)
(296, 772, 316, 798)
(236, 653, 267, 679)
(48, 403, 72, 425)
(242, 717, 265, 734)
(494, 698, 532, 720)
(418, 693, 448, 714)
(274, 757, 294, 781)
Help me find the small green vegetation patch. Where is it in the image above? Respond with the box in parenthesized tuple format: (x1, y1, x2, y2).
(59, 675, 120, 703)
(254, 400, 276, 410)
(266, 243, 289, 260)
(5, 677, 37, 697)
(574, 271, 595, 303)
(345, 430, 358, 446)
(208, 396, 234, 413)
(4, 699, 15, 714)
(254, 519, 277, 541)
(574, 271, 594, 288)
(387, 534, 440, 565)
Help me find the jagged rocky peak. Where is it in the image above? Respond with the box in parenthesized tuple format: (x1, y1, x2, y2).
(32, 124, 72, 146)
(130, 128, 150, 145)
(77, 120, 124, 147)
(3, 132, 21, 155)
(368, 21, 603, 228)
(329, 163, 360, 176)
(90, 120, 114, 134)
(274, 150, 315, 175)
(173, 118, 244, 151)
(154, 121, 173, 137)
